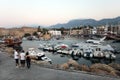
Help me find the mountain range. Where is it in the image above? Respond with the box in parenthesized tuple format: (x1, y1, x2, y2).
(50, 16, 120, 28)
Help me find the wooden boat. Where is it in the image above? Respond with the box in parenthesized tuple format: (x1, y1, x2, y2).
(4, 38, 22, 47)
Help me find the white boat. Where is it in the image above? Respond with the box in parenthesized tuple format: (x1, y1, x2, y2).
(83, 48, 93, 58)
(54, 43, 69, 49)
(71, 43, 79, 47)
(57, 49, 69, 55)
(42, 44, 53, 51)
(41, 56, 52, 63)
(61, 49, 70, 54)
(28, 48, 38, 56)
(22, 37, 27, 41)
(93, 48, 104, 58)
(28, 48, 52, 63)
(0, 40, 5, 44)
(102, 44, 114, 51)
(86, 36, 106, 44)
(56, 49, 62, 53)
(69, 49, 83, 56)
(78, 42, 115, 58)
(103, 50, 116, 59)
(39, 44, 45, 49)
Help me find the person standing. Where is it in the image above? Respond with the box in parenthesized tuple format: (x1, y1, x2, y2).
(14, 49, 19, 68)
(20, 50, 26, 68)
(26, 52, 31, 69)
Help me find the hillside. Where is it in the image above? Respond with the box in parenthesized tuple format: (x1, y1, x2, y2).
(0, 26, 37, 37)
(50, 16, 120, 28)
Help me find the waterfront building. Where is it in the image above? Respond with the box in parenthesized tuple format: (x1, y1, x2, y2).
(69, 29, 83, 35)
(108, 25, 120, 35)
(62, 30, 69, 35)
(91, 27, 97, 35)
(97, 26, 105, 35)
(118, 24, 120, 35)
(83, 27, 92, 36)
(49, 30, 61, 36)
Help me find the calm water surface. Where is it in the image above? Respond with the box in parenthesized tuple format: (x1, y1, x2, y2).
(21, 38, 120, 66)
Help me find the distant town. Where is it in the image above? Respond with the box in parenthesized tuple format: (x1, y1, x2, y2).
(0, 23, 120, 41)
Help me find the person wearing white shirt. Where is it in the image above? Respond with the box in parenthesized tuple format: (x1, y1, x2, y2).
(14, 50, 19, 68)
(20, 50, 26, 68)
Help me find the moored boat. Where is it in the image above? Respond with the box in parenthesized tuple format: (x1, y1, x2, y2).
(4, 37, 22, 47)
(28, 48, 52, 63)
(103, 50, 116, 59)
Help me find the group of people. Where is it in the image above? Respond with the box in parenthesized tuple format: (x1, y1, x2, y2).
(14, 49, 31, 69)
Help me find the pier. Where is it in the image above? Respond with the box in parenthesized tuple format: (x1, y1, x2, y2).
(106, 34, 120, 40)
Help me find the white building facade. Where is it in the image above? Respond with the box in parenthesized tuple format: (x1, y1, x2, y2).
(49, 30, 62, 36)
(91, 27, 97, 34)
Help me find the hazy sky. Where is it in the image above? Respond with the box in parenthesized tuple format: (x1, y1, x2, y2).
(0, 0, 120, 27)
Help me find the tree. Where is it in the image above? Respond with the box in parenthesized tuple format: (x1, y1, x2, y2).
(24, 33, 31, 37)
(37, 26, 41, 32)
(60, 27, 65, 34)
(32, 32, 38, 37)
(88, 25, 94, 29)
(42, 28, 48, 35)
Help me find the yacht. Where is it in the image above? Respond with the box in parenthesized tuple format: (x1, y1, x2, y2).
(86, 36, 106, 44)
(28, 48, 52, 63)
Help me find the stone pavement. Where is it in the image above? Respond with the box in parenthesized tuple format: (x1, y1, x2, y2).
(0, 51, 119, 80)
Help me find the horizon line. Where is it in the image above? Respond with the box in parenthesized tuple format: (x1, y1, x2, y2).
(0, 16, 120, 28)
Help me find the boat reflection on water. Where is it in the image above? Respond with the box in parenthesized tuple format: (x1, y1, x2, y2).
(85, 57, 115, 64)
(58, 51, 116, 65)
(52, 48, 115, 65)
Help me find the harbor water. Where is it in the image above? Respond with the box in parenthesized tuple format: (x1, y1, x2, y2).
(21, 37, 120, 66)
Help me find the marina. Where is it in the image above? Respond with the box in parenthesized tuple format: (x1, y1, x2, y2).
(21, 37, 120, 66)
(1, 0, 120, 79)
